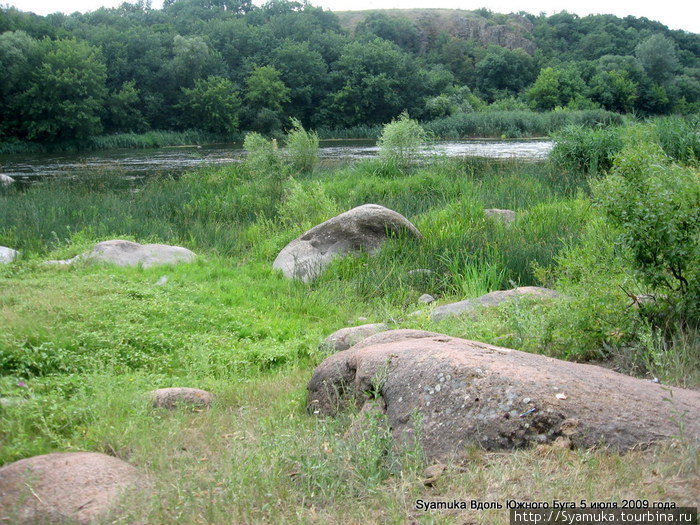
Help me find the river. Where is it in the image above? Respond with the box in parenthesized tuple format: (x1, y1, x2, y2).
(0, 139, 553, 183)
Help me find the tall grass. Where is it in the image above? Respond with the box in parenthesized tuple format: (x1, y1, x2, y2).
(653, 116, 700, 166)
(549, 125, 625, 174)
(0, 130, 233, 155)
(425, 109, 624, 139)
(316, 124, 381, 139)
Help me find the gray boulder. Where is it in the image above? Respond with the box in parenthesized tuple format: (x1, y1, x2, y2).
(323, 323, 389, 352)
(431, 286, 560, 322)
(0, 246, 19, 264)
(418, 293, 435, 304)
(308, 333, 700, 460)
(484, 208, 516, 224)
(273, 204, 421, 282)
(47, 240, 196, 268)
(0, 174, 14, 186)
(0, 452, 148, 524)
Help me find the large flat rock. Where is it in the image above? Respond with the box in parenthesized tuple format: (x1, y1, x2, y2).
(273, 204, 421, 282)
(308, 333, 700, 460)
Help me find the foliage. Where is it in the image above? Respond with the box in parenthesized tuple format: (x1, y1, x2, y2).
(593, 143, 700, 323)
(243, 131, 283, 177)
(426, 109, 622, 139)
(19, 38, 108, 142)
(180, 75, 241, 135)
(376, 112, 426, 168)
(282, 118, 319, 174)
(526, 66, 586, 111)
(0, 4, 698, 144)
(243, 65, 290, 133)
(550, 125, 625, 174)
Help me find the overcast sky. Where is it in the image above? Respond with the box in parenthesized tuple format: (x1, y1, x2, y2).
(4, 0, 699, 34)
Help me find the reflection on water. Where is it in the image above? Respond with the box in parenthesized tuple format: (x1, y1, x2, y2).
(0, 139, 553, 183)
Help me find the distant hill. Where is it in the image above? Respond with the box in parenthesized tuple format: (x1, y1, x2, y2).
(335, 8, 537, 54)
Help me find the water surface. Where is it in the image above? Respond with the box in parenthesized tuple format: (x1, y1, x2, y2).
(0, 139, 553, 183)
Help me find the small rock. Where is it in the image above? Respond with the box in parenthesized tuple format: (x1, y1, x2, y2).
(484, 208, 516, 224)
(407, 268, 434, 277)
(423, 463, 446, 486)
(555, 393, 567, 400)
(322, 323, 389, 352)
(431, 286, 560, 322)
(47, 240, 196, 268)
(0, 397, 28, 407)
(418, 294, 435, 304)
(150, 387, 213, 409)
(155, 276, 168, 286)
(552, 436, 572, 449)
(0, 246, 19, 264)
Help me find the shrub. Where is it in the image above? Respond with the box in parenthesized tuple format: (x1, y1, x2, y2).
(284, 118, 319, 174)
(593, 143, 700, 323)
(550, 125, 624, 174)
(377, 112, 426, 168)
(243, 132, 282, 177)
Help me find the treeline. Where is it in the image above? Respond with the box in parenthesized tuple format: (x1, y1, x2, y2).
(0, 1, 698, 144)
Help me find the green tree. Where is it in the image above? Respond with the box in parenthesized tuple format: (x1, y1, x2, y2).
(589, 69, 638, 113)
(244, 65, 290, 114)
(180, 76, 241, 134)
(474, 46, 537, 102)
(271, 40, 328, 124)
(322, 39, 422, 127)
(635, 35, 680, 84)
(525, 66, 586, 110)
(594, 142, 700, 323)
(0, 30, 39, 138)
(241, 65, 290, 132)
(377, 111, 426, 168)
(105, 80, 147, 132)
(20, 38, 108, 142)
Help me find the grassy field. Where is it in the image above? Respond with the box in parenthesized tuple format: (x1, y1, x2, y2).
(1, 140, 698, 522)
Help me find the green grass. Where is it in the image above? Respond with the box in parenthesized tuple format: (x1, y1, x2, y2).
(1, 150, 698, 522)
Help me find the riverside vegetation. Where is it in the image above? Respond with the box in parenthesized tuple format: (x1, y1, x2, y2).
(1, 2, 699, 152)
(0, 117, 699, 522)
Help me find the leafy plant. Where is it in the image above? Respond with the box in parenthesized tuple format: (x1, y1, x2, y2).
(593, 143, 700, 323)
(377, 111, 426, 169)
(284, 118, 319, 174)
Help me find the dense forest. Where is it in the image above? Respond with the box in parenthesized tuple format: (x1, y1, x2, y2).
(0, 0, 698, 144)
